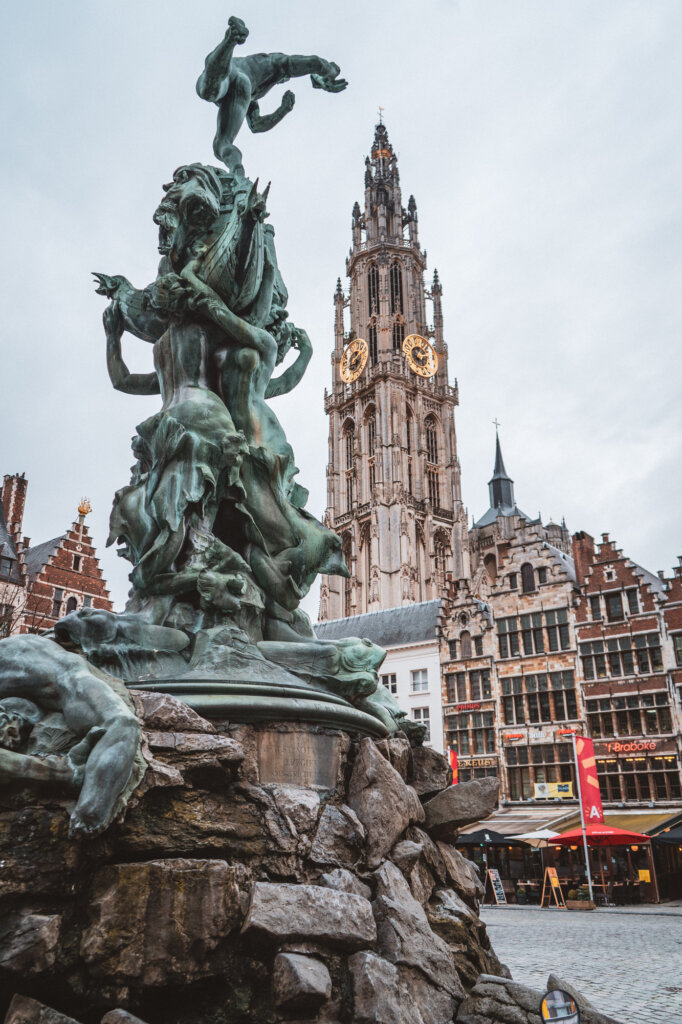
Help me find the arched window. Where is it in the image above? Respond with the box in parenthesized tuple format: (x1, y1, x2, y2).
(425, 417, 438, 464)
(344, 422, 355, 470)
(460, 630, 472, 659)
(368, 263, 379, 315)
(367, 413, 376, 494)
(342, 535, 353, 617)
(390, 261, 404, 314)
(426, 468, 440, 507)
(367, 415, 376, 452)
(434, 536, 448, 589)
(392, 317, 405, 350)
(521, 562, 535, 593)
(406, 409, 413, 494)
(343, 422, 355, 510)
(368, 319, 378, 364)
(484, 553, 497, 583)
(65, 596, 78, 615)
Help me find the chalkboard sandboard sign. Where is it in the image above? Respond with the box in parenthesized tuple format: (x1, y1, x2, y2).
(484, 868, 508, 905)
(540, 866, 567, 909)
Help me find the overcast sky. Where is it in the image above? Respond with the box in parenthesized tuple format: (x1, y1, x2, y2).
(1, 0, 680, 617)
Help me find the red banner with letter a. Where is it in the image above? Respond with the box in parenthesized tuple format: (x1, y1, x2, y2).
(575, 736, 604, 824)
(448, 748, 458, 785)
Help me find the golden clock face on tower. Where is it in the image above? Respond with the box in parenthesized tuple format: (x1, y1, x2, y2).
(402, 334, 438, 378)
(340, 338, 369, 383)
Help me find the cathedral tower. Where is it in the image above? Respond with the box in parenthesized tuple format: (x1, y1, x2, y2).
(319, 122, 468, 621)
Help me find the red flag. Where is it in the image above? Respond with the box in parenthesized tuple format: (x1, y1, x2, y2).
(575, 736, 604, 824)
(448, 748, 458, 785)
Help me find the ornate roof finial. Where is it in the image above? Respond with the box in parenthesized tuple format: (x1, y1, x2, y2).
(78, 497, 92, 526)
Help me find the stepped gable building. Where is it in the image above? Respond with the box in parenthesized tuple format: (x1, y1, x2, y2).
(573, 532, 682, 806)
(0, 473, 113, 635)
(440, 434, 585, 796)
(318, 120, 468, 622)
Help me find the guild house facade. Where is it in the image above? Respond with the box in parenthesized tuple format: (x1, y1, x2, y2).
(0, 473, 112, 635)
(440, 449, 682, 810)
(440, 436, 584, 796)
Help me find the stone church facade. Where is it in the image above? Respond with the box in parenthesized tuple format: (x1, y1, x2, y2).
(318, 122, 468, 622)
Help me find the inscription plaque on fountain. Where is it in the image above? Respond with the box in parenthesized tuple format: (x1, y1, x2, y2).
(257, 729, 341, 789)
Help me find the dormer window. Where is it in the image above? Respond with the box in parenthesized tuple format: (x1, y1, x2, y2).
(521, 563, 535, 593)
(460, 631, 472, 659)
(606, 592, 624, 622)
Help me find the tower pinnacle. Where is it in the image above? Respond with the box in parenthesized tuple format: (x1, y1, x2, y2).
(489, 432, 514, 509)
(320, 122, 465, 619)
(474, 431, 530, 527)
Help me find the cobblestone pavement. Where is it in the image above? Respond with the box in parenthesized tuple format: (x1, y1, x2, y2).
(480, 905, 682, 1024)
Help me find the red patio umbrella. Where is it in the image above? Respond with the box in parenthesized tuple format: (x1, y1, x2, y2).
(552, 823, 649, 847)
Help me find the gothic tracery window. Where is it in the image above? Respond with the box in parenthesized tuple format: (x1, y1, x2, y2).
(342, 535, 353, 617)
(367, 413, 376, 495)
(344, 421, 355, 510)
(425, 416, 438, 464)
(392, 317, 405, 350)
(390, 261, 403, 314)
(367, 414, 376, 451)
(368, 263, 379, 314)
(368, 319, 378, 364)
(435, 535, 448, 589)
(425, 416, 439, 507)
(426, 467, 440, 507)
(345, 422, 355, 470)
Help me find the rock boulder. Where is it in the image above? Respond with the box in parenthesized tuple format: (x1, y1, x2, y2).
(348, 738, 424, 867)
(242, 882, 376, 948)
(424, 777, 499, 841)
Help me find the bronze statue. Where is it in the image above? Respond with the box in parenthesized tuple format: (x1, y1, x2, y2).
(196, 16, 347, 174)
(0, 635, 141, 837)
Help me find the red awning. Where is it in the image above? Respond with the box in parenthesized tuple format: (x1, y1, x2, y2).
(552, 824, 650, 847)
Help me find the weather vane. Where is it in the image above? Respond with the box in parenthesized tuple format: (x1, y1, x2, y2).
(78, 498, 92, 517)
(378, 105, 384, 124)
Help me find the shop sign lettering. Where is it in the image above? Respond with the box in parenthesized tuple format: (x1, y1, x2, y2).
(601, 739, 657, 755)
(458, 757, 497, 768)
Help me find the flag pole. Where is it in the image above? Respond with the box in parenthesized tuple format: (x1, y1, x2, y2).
(572, 732, 594, 903)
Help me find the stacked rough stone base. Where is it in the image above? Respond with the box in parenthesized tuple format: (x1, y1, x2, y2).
(0, 692, 620, 1023)
(0, 692, 501, 1022)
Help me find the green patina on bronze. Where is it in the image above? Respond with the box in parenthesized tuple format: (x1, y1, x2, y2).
(0, 17, 423, 819)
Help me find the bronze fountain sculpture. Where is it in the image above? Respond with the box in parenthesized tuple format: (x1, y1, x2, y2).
(0, 15, 418, 840)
